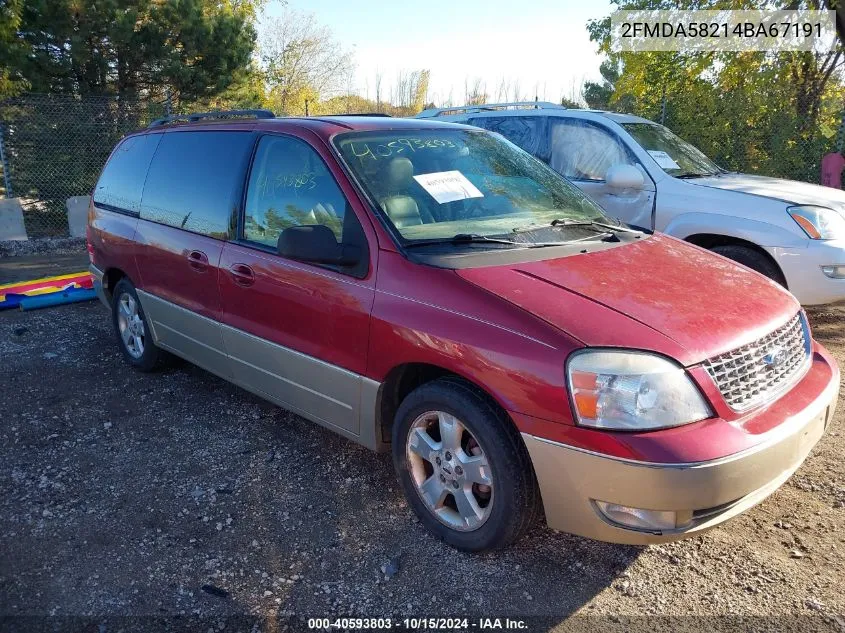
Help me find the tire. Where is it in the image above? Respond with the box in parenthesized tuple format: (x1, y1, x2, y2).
(392, 377, 540, 552)
(111, 278, 165, 372)
(711, 244, 786, 287)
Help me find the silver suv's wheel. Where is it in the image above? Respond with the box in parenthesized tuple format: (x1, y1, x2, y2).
(710, 244, 786, 287)
(393, 377, 540, 551)
(406, 410, 494, 532)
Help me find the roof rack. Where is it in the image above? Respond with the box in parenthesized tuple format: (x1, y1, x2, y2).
(416, 101, 566, 119)
(319, 113, 392, 117)
(148, 109, 275, 128)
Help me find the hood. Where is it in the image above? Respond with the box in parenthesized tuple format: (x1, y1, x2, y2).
(689, 172, 845, 210)
(456, 234, 800, 366)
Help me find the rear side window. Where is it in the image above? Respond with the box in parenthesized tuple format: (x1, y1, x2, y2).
(140, 131, 254, 239)
(467, 116, 547, 160)
(93, 134, 161, 214)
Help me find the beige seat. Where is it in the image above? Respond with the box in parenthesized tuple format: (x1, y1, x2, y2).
(380, 157, 423, 228)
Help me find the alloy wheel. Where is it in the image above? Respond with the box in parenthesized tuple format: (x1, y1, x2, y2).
(116, 292, 145, 359)
(405, 410, 494, 532)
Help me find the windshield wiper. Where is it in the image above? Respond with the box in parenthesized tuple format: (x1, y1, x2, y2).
(452, 233, 523, 246)
(405, 233, 522, 248)
(405, 233, 565, 249)
(404, 234, 520, 249)
(549, 218, 639, 233)
(674, 172, 715, 179)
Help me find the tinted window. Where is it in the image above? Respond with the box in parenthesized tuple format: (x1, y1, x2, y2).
(93, 133, 161, 214)
(244, 135, 352, 246)
(140, 131, 254, 239)
(468, 116, 547, 159)
(549, 120, 633, 181)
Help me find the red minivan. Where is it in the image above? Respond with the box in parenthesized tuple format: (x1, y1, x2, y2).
(88, 110, 840, 551)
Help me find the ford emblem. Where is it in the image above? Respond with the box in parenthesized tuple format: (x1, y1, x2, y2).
(763, 346, 788, 368)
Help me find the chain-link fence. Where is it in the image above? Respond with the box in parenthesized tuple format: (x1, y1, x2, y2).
(0, 92, 838, 240)
(0, 93, 169, 238)
(661, 116, 834, 186)
(631, 94, 840, 185)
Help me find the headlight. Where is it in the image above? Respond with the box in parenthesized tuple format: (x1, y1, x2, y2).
(567, 350, 712, 431)
(787, 206, 845, 240)
(822, 265, 845, 279)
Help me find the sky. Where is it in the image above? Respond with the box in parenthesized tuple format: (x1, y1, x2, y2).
(262, 0, 613, 107)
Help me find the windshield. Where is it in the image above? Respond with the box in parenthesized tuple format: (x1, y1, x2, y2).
(334, 128, 611, 243)
(622, 122, 721, 178)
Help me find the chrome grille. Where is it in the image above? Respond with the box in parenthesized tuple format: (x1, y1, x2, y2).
(704, 313, 810, 411)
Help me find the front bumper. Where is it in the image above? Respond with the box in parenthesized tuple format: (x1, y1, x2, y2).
(769, 241, 845, 305)
(522, 362, 839, 545)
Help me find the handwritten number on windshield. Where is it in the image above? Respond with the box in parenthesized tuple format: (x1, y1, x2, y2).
(349, 138, 458, 163)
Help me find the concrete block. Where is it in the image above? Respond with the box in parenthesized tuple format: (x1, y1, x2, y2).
(66, 196, 90, 238)
(0, 198, 27, 241)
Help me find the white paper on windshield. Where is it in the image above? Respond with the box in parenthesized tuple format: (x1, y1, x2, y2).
(413, 171, 484, 204)
(647, 150, 680, 170)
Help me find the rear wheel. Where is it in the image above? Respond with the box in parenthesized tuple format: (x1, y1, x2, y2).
(392, 377, 540, 551)
(112, 278, 165, 372)
(711, 244, 786, 286)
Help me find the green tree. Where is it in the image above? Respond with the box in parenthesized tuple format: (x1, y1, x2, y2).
(187, 64, 267, 112)
(13, 0, 257, 102)
(583, 60, 621, 110)
(0, 0, 26, 98)
(586, 0, 845, 182)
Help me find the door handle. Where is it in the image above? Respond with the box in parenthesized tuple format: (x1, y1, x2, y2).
(229, 263, 255, 287)
(187, 250, 209, 272)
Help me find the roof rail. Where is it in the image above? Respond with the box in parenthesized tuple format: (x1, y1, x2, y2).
(148, 109, 275, 128)
(416, 101, 566, 119)
(318, 113, 392, 117)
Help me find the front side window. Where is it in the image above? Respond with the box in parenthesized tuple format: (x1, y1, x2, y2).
(467, 116, 547, 159)
(549, 120, 633, 181)
(334, 129, 611, 244)
(94, 133, 161, 214)
(243, 134, 368, 277)
(140, 131, 254, 239)
(622, 122, 721, 178)
(243, 135, 350, 246)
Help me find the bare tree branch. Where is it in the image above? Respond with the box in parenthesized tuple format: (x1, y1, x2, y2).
(259, 8, 352, 114)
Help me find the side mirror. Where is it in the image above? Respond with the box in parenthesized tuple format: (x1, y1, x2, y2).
(606, 164, 644, 190)
(277, 225, 361, 267)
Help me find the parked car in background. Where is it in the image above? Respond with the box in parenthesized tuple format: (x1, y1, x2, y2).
(417, 102, 845, 305)
(89, 111, 839, 551)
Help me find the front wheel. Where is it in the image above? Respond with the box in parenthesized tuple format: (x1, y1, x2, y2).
(392, 377, 540, 551)
(711, 244, 786, 287)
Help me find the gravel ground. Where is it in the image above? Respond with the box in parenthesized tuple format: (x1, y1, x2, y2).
(0, 301, 843, 633)
(0, 237, 85, 258)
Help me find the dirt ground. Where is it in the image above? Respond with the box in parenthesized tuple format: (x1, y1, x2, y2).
(0, 300, 843, 633)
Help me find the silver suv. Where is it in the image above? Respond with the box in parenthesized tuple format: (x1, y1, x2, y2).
(417, 102, 845, 305)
